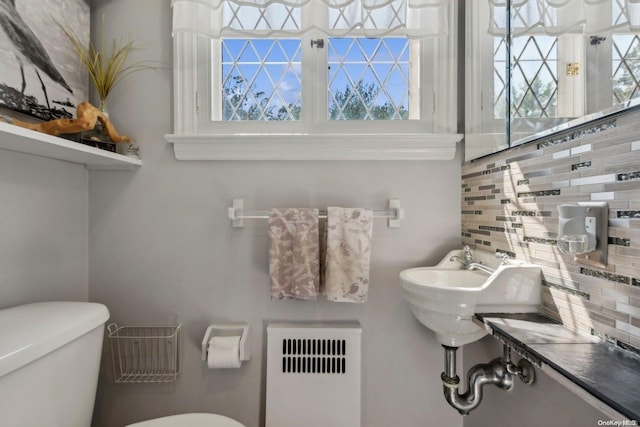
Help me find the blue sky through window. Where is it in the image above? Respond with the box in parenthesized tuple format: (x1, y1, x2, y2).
(221, 37, 411, 121)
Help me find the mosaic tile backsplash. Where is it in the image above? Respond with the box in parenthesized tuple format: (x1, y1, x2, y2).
(461, 112, 640, 350)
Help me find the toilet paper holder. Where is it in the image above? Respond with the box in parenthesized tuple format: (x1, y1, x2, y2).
(201, 324, 251, 362)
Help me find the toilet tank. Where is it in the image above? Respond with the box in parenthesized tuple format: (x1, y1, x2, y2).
(0, 302, 109, 427)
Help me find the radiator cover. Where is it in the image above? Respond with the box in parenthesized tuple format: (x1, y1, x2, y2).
(266, 322, 362, 427)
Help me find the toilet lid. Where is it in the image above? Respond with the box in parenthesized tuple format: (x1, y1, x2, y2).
(126, 413, 245, 427)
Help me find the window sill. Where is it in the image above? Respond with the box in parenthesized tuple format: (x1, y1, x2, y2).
(165, 133, 462, 161)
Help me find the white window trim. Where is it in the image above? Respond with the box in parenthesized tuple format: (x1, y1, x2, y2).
(169, 133, 461, 160)
(165, 5, 462, 161)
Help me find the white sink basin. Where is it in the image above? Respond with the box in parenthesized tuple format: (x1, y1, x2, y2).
(400, 249, 541, 347)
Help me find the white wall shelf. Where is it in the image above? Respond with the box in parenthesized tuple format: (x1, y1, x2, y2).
(0, 121, 141, 170)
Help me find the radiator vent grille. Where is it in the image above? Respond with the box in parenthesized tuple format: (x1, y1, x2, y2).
(281, 338, 346, 374)
(266, 323, 361, 427)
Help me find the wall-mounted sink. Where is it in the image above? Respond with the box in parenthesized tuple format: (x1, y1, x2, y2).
(400, 249, 541, 347)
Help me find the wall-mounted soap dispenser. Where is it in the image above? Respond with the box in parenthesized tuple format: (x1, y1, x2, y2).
(557, 202, 608, 268)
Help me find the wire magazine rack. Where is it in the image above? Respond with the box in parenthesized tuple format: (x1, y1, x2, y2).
(107, 323, 181, 383)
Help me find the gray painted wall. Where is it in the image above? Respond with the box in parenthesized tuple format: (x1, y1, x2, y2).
(88, 1, 462, 426)
(0, 1, 620, 426)
(0, 149, 88, 308)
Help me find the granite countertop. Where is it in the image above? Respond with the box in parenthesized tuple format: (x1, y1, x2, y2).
(475, 313, 640, 421)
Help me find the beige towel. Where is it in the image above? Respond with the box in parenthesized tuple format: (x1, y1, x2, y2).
(324, 207, 373, 303)
(268, 208, 320, 300)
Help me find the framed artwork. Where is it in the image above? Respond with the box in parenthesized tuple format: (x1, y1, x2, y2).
(0, 0, 89, 120)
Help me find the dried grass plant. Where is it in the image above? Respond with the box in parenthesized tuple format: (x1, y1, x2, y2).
(57, 15, 154, 111)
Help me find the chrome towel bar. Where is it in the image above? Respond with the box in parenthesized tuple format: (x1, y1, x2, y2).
(227, 198, 404, 228)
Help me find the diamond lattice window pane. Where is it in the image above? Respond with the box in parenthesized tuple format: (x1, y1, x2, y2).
(613, 0, 628, 27)
(511, 36, 558, 118)
(612, 34, 640, 104)
(222, 39, 301, 121)
(494, 35, 557, 119)
(329, 1, 405, 31)
(494, 37, 507, 119)
(223, 3, 301, 32)
(328, 37, 410, 120)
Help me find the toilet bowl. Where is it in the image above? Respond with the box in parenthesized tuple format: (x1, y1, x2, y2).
(126, 413, 245, 427)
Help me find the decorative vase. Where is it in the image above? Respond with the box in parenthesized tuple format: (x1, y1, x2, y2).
(98, 99, 109, 117)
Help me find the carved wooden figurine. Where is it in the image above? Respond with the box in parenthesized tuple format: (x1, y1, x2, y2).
(2, 101, 132, 143)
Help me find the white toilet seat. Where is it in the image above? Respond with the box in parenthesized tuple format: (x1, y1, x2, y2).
(126, 413, 245, 427)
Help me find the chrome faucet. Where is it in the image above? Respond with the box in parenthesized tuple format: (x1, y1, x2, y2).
(495, 251, 511, 265)
(462, 245, 473, 263)
(450, 246, 495, 275)
(450, 245, 474, 266)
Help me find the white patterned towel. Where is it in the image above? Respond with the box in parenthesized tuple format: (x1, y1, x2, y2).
(324, 207, 373, 303)
(268, 208, 320, 300)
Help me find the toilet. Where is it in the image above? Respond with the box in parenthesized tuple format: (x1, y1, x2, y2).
(127, 413, 245, 427)
(0, 301, 245, 427)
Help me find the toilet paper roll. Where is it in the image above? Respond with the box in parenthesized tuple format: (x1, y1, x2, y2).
(207, 336, 242, 368)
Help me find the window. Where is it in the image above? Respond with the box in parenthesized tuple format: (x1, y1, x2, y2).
(612, 35, 640, 103)
(221, 38, 302, 121)
(218, 36, 414, 122)
(612, 0, 640, 104)
(493, 35, 559, 120)
(168, 0, 461, 160)
(327, 37, 413, 121)
(467, 0, 640, 144)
